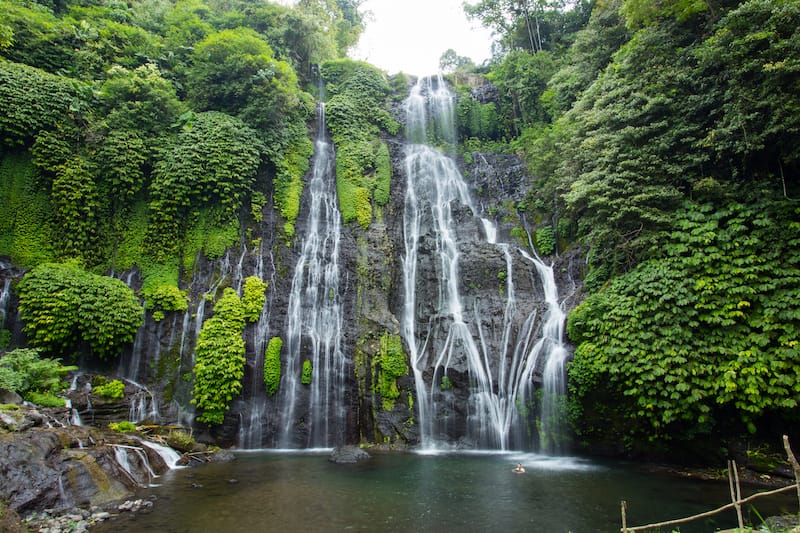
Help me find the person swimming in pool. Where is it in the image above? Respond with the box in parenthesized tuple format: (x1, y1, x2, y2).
(513, 463, 525, 474)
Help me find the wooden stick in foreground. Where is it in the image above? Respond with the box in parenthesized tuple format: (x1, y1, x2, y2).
(784, 435, 800, 510)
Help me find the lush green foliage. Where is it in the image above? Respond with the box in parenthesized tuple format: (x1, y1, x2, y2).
(0, 348, 75, 397)
(534, 226, 555, 256)
(0, 60, 82, 148)
(17, 263, 143, 359)
(146, 285, 188, 316)
(373, 332, 408, 411)
(567, 198, 800, 445)
(192, 288, 246, 425)
(264, 336, 282, 396)
(146, 111, 262, 258)
(92, 379, 125, 399)
(321, 59, 398, 227)
(242, 276, 267, 323)
(0, 154, 55, 267)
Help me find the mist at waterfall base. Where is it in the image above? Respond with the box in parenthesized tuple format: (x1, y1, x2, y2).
(93, 452, 796, 533)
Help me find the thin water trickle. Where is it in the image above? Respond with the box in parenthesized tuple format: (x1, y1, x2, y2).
(278, 103, 346, 448)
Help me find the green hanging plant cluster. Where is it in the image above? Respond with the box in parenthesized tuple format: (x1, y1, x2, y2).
(264, 336, 282, 395)
(242, 275, 267, 323)
(191, 288, 246, 425)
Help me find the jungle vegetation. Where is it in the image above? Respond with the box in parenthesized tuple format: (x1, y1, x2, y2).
(459, 0, 800, 454)
(1, 0, 798, 452)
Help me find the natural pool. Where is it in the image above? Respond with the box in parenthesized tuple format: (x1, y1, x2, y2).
(94, 450, 795, 532)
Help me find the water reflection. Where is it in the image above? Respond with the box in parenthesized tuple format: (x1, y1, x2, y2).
(94, 452, 795, 533)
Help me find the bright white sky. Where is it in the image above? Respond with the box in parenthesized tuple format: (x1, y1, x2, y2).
(274, 0, 495, 76)
(350, 0, 495, 76)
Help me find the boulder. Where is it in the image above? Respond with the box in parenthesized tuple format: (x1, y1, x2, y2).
(329, 445, 370, 464)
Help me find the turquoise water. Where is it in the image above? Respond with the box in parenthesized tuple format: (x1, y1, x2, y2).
(94, 451, 795, 532)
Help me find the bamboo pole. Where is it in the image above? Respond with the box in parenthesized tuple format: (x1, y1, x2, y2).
(733, 460, 744, 529)
(623, 484, 799, 532)
(784, 435, 800, 510)
(621, 500, 627, 532)
(728, 460, 743, 529)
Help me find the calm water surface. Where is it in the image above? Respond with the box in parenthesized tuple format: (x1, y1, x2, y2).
(94, 451, 794, 532)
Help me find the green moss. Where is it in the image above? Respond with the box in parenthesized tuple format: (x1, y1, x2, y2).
(264, 336, 282, 396)
(374, 142, 391, 205)
(301, 359, 312, 385)
(25, 391, 66, 407)
(108, 420, 137, 433)
(355, 187, 372, 228)
(373, 332, 408, 411)
(274, 133, 313, 239)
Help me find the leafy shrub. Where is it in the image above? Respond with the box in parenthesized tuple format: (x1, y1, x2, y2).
(0, 348, 75, 396)
(146, 285, 188, 316)
(109, 420, 137, 433)
(264, 337, 282, 395)
(0, 61, 83, 148)
(92, 379, 125, 400)
(242, 276, 267, 323)
(321, 60, 397, 228)
(535, 226, 556, 256)
(146, 112, 263, 259)
(567, 199, 800, 445)
(191, 288, 246, 425)
(17, 263, 143, 359)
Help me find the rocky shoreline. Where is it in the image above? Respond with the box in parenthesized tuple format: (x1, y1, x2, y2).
(0, 401, 230, 532)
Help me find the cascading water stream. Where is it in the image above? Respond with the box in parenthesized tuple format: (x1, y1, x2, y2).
(277, 102, 346, 448)
(238, 238, 277, 449)
(0, 277, 11, 329)
(401, 76, 569, 452)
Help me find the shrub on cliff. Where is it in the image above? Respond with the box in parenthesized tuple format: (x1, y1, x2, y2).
(17, 263, 143, 359)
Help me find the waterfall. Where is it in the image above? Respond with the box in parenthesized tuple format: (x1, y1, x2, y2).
(0, 277, 11, 329)
(238, 239, 276, 449)
(521, 250, 569, 453)
(401, 76, 569, 451)
(277, 103, 345, 448)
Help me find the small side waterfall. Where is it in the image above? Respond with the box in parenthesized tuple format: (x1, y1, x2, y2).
(238, 239, 277, 449)
(401, 76, 569, 451)
(277, 103, 346, 448)
(0, 277, 11, 329)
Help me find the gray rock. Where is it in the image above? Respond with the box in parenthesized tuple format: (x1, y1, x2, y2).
(329, 445, 370, 464)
